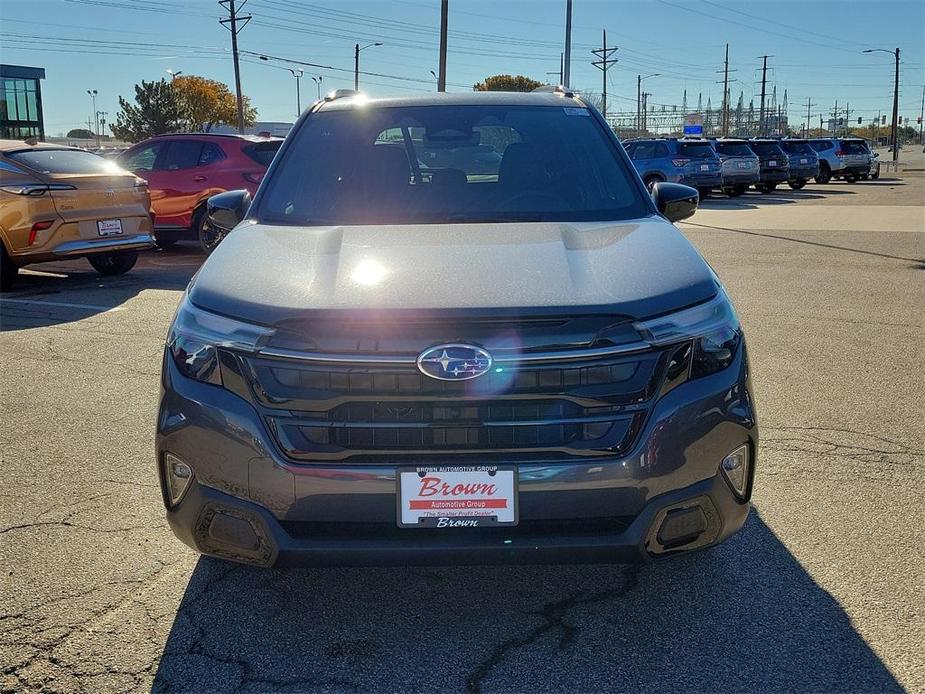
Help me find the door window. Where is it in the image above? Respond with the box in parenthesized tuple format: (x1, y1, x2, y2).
(198, 143, 225, 166)
(120, 143, 163, 172)
(162, 140, 205, 170)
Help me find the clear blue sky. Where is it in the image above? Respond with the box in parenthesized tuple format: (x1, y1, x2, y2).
(1, 0, 923, 135)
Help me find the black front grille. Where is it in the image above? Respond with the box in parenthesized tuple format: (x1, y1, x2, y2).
(221, 338, 684, 463)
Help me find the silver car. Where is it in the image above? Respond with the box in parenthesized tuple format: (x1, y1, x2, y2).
(809, 137, 871, 183)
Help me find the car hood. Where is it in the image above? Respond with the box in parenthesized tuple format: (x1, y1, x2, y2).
(188, 216, 718, 324)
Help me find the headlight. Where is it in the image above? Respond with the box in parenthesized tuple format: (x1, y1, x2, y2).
(634, 289, 741, 379)
(167, 292, 274, 385)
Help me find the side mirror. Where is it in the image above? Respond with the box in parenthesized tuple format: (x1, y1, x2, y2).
(651, 182, 698, 223)
(206, 189, 251, 232)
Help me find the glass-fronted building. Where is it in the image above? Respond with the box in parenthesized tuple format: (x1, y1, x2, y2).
(0, 64, 46, 141)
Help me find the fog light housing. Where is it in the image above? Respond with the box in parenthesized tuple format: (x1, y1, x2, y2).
(721, 444, 750, 499)
(163, 453, 193, 507)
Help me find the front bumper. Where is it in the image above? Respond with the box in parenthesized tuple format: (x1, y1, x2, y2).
(157, 343, 758, 567)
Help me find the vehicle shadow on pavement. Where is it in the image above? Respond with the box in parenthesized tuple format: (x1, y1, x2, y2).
(152, 511, 901, 693)
(699, 188, 857, 210)
(0, 250, 201, 332)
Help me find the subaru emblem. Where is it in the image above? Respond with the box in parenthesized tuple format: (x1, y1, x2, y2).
(417, 344, 492, 381)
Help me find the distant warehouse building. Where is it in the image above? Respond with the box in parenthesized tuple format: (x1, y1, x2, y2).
(0, 64, 46, 141)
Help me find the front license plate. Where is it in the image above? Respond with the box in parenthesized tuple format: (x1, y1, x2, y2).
(768, 160, 778, 167)
(737, 161, 748, 169)
(97, 219, 123, 236)
(800, 158, 808, 164)
(700, 164, 709, 171)
(397, 466, 518, 528)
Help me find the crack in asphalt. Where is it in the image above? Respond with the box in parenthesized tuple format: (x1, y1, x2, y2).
(464, 566, 640, 694)
(762, 425, 924, 469)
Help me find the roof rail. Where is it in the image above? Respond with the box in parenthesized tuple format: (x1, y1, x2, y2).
(532, 84, 575, 98)
(324, 88, 362, 101)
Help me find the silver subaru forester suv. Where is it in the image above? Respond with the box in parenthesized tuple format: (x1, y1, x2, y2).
(157, 90, 758, 567)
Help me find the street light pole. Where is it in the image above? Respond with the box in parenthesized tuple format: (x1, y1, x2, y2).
(864, 47, 901, 163)
(354, 42, 383, 91)
(636, 74, 659, 136)
(289, 68, 303, 117)
(87, 89, 97, 146)
(311, 76, 323, 101)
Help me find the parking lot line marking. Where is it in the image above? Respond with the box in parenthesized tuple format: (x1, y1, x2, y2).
(0, 298, 125, 313)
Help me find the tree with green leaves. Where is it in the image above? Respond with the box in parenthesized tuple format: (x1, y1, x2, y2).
(66, 128, 94, 139)
(111, 79, 183, 142)
(473, 74, 543, 92)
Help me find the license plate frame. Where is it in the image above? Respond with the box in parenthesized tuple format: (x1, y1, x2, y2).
(396, 465, 518, 528)
(97, 219, 123, 236)
(768, 160, 778, 167)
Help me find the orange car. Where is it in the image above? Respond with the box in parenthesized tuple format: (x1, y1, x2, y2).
(0, 140, 155, 290)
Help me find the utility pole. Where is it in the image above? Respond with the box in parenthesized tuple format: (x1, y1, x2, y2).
(591, 29, 618, 121)
(563, 0, 572, 88)
(919, 86, 925, 147)
(715, 43, 735, 136)
(891, 48, 900, 162)
(219, 0, 251, 135)
(721, 44, 730, 136)
(637, 75, 641, 135)
(642, 92, 650, 134)
(832, 100, 838, 136)
(437, 0, 448, 92)
(757, 55, 770, 136)
(844, 103, 850, 137)
(804, 97, 812, 138)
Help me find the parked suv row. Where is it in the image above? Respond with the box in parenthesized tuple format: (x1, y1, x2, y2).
(625, 136, 875, 197)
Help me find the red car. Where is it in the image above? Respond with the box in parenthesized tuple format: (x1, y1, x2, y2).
(117, 133, 282, 253)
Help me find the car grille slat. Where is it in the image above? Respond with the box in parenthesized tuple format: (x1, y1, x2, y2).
(229, 339, 676, 463)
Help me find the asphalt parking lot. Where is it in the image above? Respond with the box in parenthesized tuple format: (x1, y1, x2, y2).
(1, 177, 923, 693)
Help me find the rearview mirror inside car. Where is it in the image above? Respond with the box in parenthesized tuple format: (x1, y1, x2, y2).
(206, 189, 252, 232)
(651, 182, 699, 223)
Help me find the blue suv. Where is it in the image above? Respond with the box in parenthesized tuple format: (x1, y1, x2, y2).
(778, 139, 820, 190)
(747, 139, 790, 193)
(624, 138, 723, 195)
(710, 138, 760, 197)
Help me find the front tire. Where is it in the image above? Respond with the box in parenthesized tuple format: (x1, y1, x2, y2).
(88, 250, 139, 276)
(815, 163, 831, 184)
(197, 212, 227, 256)
(871, 170, 880, 180)
(643, 175, 663, 193)
(845, 174, 859, 183)
(788, 178, 807, 190)
(1, 244, 18, 291)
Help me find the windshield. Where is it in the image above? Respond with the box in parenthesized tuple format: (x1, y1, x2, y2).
(677, 142, 715, 159)
(7, 148, 124, 175)
(256, 105, 647, 225)
(715, 142, 753, 156)
(750, 142, 783, 156)
(781, 142, 814, 154)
